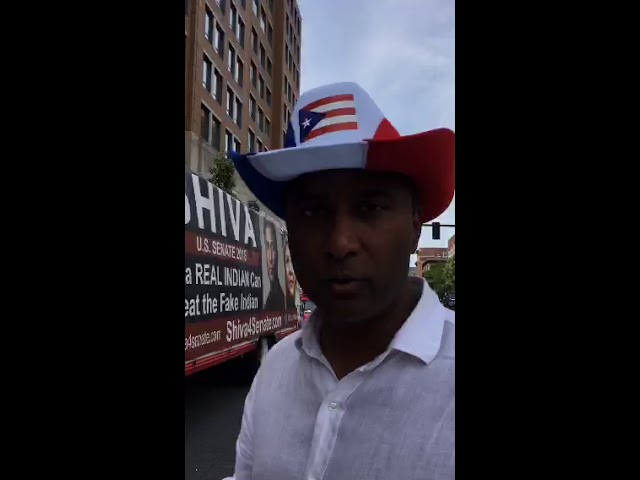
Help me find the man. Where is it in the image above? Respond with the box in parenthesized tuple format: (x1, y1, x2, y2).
(262, 219, 285, 311)
(227, 82, 455, 480)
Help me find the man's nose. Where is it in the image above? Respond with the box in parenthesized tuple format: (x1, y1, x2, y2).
(325, 211, 359, 261)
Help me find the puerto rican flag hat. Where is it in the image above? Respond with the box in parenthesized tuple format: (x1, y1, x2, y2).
(229, 81, 454, 223)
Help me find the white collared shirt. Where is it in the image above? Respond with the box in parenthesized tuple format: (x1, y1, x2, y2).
(228, 278, 455, 480)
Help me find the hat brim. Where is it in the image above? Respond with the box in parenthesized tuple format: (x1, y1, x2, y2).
(229, 127, 454, 223)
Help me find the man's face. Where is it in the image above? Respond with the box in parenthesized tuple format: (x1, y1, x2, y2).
(285, 169, 421, 324)
(265, 225, 276, 281)
(285, 245, 296, 297)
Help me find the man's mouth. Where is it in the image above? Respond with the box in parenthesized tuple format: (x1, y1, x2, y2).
(325, 276, 364, 297)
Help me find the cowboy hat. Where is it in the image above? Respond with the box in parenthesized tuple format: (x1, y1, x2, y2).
(229, 81, 454, 223)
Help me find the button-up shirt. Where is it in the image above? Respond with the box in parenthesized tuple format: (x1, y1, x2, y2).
(228, 278, 455, 480)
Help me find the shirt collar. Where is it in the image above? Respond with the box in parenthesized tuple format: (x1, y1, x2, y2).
(388, 278, 446, 364)
(295, 278, 446, 365)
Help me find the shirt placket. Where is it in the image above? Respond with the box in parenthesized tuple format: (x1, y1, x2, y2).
(303, 360, 375, 480)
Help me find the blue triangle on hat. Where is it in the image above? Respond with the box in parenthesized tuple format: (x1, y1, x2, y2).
(298, 110, 326, 143)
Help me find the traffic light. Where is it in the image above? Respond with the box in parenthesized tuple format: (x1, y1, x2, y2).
(432, 222, 441, 240)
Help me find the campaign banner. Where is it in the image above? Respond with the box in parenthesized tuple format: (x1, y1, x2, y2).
(185, 172, 298, 363)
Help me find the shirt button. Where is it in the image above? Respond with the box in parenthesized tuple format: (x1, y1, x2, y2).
(328, 402, 338, 411)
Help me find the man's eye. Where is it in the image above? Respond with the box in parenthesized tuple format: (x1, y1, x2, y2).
(359, 203, 384, 214)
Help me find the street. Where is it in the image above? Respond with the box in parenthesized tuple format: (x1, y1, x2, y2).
(185, 357, 256, 480)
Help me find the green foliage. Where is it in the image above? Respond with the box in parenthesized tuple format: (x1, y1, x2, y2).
(208, 151, 236, 194)
(423, 262, 447, 298)
(423, 256, 455, 298)
(443, 255, 455, 293)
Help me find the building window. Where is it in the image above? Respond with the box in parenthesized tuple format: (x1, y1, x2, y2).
(285, 45, 289, 69)
(236, 57, 244, 86)
(265, 117, 271, 136)
(259, 75, 265, 98)
(225, 130, 240, 154)
(213, 69, 223, 103)
(268, 0, 273, 12)
(186, 0, 190, 16)
(258, 108, 264, 131)
(292, 92, 296, 107)
(296, 43, 300, 63)
(251, 28, 258, 54)
(266, 87, 272, 106)
(212, 116, 221, 150)
(286, 14, 290, 39)
(215, 23, 224, 57)
(235, 97, 243, 127)
(228, 5, 244, 45)
(267, 23, 273, 44)
(226, 129, 234, 153)
(216, 0, 226, 14)
(248, 129, 256, 152)
(240, 0, 246, 9)
(288, 51, 293, 72)
(201, 104, 211, 142)
(227, 87, 234, 117)
(201, 105, 221, 151)
(260, 44, 266, 68)
(284, 105, 290, 125)
(249, 95, 257, 120)
(250, 62, 257, 87)
(202, 55, 212, 92)
(229, 2, 237, 30)
(204, 7, 214, 41)
(228, 44, 236, 73)
(252, 0, 259, 16)
(257, 138, 263, 152)
(260, 7, 266, 32)
(294, 68, 298, 88)
(267, 57, 272, 76)
(237, 17, 245, 45)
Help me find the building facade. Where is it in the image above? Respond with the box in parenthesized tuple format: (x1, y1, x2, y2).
(185, 0, 302, 215)
(416, 247, 449, 276)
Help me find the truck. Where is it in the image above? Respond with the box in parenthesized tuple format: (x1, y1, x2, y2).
(185, 171, 300, 376)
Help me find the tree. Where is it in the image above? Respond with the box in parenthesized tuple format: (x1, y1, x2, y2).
(208, 151, 236, 194)
(423, 262, 448, 298)
(442, 255, 455, 293)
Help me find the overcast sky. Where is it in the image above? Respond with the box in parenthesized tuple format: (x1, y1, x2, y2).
(297, 0, 455, 266)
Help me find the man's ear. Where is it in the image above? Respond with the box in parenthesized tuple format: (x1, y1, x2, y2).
(410, 211, 422, 254)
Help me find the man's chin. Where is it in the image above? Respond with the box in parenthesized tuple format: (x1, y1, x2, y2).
(319, 301, 372, 326)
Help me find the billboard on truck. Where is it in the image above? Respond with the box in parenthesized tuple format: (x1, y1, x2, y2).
(185, 172, 299, 374)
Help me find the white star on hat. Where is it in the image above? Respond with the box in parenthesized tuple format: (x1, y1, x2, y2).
(301, 118, 311, 129)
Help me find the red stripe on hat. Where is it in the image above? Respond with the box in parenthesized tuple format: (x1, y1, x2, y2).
(304, 94, 355, 111)
(323, 107, 356, 118)
(305, 122, 358, 141)
(372, 118, 400, 140)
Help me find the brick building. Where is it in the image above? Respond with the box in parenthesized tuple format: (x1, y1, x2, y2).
(416, 247, 448, 276)
(185, 0, 302, 216)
